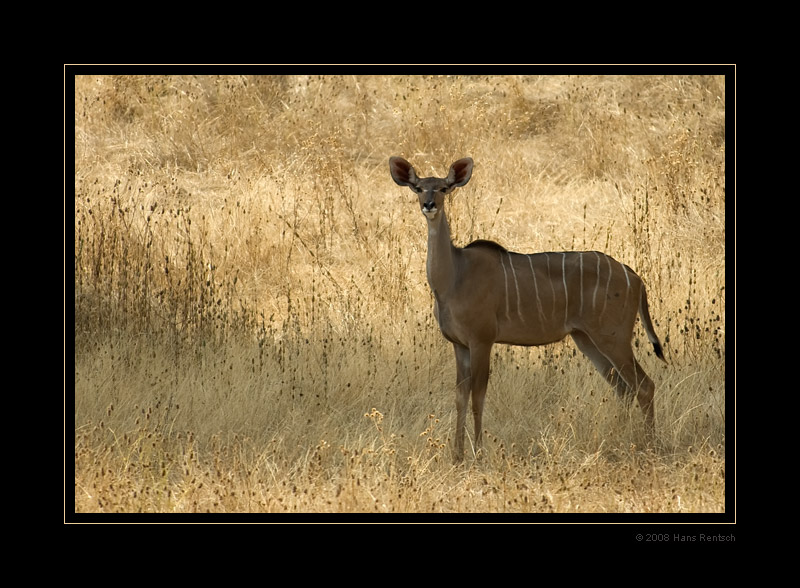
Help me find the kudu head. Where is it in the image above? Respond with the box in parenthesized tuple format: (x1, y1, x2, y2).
(389, 157, 474, 221)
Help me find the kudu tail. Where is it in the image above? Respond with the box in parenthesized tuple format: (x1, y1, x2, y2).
(639, 285, 667, 363)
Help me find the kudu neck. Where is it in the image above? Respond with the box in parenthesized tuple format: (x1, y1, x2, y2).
(425, 209, 457, 294)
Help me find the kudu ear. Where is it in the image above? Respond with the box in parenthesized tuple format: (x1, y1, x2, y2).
(389, 156, 419, 188)
(446, 157, 473, 188)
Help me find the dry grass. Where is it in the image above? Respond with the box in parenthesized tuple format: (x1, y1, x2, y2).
(70, 71, 729, 520)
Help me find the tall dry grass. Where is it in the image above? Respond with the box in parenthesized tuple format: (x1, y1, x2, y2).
(71, 72, 728, 516)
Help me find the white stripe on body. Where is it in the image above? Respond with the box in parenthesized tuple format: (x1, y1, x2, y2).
(527, 254, 546, 324)
(507, 251, 525, 323)
(499, 252, 510, 320)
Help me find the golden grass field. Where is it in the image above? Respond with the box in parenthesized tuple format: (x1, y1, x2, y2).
(71, 71, 730, 520)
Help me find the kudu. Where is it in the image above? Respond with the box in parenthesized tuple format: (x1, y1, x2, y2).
(389, 156, 666, 461)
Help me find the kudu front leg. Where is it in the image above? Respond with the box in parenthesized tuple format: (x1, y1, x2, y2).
(453, 344, 471, 462)
(452, 342, 491, 462)
(469, 342, 491, 459)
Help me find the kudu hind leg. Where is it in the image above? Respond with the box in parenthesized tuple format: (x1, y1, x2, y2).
(607, 351, 656, 435)
(572, 331, 655, 435)
(571, 331, 632, 400)
(629, 359, 656, 435)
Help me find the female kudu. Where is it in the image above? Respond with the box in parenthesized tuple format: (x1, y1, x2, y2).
(389, 156, 665, 461)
